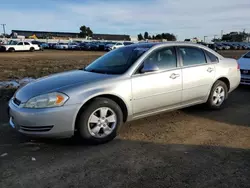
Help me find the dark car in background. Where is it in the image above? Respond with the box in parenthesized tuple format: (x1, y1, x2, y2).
(104, 42, 116, 51)
(215, 43, 224, 50)
(77, 42, 88, 50)
(85, 42, 99, 51)
(48, 43, 57, 49)
(124, 42, 134, 46)
(208, 43, 217, 51)
(40, 42, 49, 49)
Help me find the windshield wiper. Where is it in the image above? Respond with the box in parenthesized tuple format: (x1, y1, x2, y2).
(85, 69, 108, 74)
(79, 65, 87, 71)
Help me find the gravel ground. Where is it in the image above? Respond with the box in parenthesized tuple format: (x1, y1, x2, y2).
(0, 50, 249, 188)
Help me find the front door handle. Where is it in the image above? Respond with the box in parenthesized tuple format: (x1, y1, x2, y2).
(170, 73, 180, 79)
(207, 67, 214, 73)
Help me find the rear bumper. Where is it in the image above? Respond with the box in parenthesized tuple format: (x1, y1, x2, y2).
(8, 99, 80, 138)
(228, 71, 241, 93)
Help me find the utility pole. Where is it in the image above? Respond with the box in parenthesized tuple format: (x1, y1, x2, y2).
(243, 28, 247, 42)
(221, 30, 223, 38)
(204, 36, 208, 43)
(1, 24, 6, 37)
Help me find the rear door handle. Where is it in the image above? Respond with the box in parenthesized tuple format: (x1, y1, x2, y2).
(207, 67, 214, 73)
(170, 73, 180, 79)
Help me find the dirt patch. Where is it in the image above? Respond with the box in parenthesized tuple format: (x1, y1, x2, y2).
(0, 50, 105, 81)
(219, 50, 248, 59)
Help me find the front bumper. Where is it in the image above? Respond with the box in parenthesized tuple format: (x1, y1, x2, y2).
(240, 74, 250, 85)
(8, 99, 80, 138)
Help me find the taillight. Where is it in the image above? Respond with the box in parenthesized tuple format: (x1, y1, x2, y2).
(237, 62, 240, 70)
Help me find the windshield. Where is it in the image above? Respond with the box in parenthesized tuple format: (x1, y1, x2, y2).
(7, 41, 18, 45)
(243, 52, 250, 58)
(84, 46, 150, 74)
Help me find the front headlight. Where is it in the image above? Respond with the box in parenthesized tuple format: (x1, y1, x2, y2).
(24, 92, 69, 109)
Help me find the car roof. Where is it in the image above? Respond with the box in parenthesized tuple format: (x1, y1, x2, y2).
(127, 42, 224, 59)
(128, 42, 207, 49)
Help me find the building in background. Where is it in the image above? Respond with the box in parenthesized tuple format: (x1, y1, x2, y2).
(11, 30, 131, 41)
(11, 30, 79, 39)
(91, 34, 130, 41)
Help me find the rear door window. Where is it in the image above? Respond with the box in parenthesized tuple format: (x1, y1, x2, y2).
(205, 50, 219, 63)
(179, 47, 207, 66)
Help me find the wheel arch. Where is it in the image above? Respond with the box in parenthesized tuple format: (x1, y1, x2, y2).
(8, 47, 15, 51)
(216, 77, 230, 91)
(74, 94, 129, 131)
(206, 77, 230, 102)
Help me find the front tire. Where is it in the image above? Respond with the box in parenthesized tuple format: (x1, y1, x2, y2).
(30, 47, 35, 52)
(206, 80, 228, 109)
(77, 97, 123, 144)
(8, 48, 15, 52)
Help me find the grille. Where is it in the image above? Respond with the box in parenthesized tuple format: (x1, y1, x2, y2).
(240, 69, 250, 75)
(13, 98, 21, 106)
(241, 78, 250, 83)
(20, 125, 54, 132)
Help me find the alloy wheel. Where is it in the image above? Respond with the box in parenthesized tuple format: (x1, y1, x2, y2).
(87, 107, 117, 138)
(212, 86, 225, 106)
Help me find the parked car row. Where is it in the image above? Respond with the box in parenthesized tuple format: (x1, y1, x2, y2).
(29, 41, 135, 51)
(212, 42, 250, 50)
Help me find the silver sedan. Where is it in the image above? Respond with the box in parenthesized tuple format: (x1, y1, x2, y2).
(8, 42, 240, 144)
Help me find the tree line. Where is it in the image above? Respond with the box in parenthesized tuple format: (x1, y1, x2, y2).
(79, 25, 93, 38)
(137, 32, 176, 41)
(212, 31, 249, 42)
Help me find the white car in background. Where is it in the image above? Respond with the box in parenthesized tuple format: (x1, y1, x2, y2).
(55, 43, 69, 50)
(238, 51, 250, 85)
(0, 41, 40, 52)
(111, 42, 134, 50)
(111, 42, 124, 50)
(68, 42, 78, 50)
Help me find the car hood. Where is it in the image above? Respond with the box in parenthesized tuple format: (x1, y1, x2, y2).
(238, 58, 250, 70)
(15, 70, 114, 102)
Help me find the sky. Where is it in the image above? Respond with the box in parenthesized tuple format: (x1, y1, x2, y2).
(0, 0, 250, 40)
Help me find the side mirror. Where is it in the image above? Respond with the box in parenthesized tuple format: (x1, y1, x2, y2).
(141, 61, 159, 73)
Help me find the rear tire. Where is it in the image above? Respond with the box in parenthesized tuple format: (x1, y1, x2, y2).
(206, 80, 228, 110)
(30, 47, 35, 52)
(77, 97, 123, 144)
